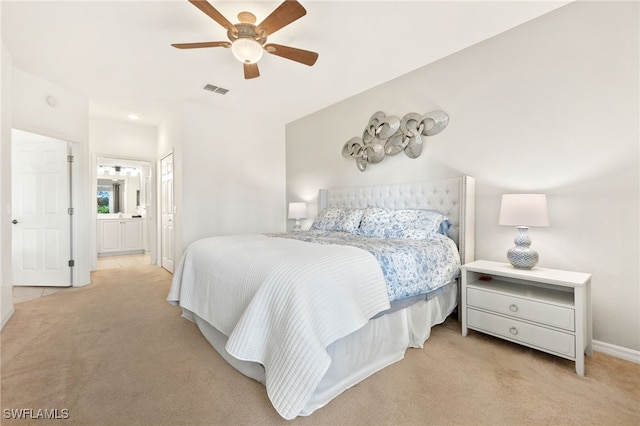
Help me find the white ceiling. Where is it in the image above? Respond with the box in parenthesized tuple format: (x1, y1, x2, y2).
(2, 0, 571, 127)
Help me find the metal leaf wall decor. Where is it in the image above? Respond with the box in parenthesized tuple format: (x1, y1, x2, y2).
(341, 110, 449, 171)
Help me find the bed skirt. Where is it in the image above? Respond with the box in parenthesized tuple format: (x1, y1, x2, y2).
(184, 281, 457, 417)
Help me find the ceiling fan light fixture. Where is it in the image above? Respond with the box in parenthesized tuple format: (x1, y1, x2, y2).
(231, 37, 264, 64)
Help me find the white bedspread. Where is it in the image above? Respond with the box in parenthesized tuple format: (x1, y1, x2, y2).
(167, 234, 390, 419)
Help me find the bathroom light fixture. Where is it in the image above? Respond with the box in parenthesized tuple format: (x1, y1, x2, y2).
(98, 165, 141, 177)
(128, 113, 139, 120)
(288, 202, 307, 232)
(499, 194, 549, 269)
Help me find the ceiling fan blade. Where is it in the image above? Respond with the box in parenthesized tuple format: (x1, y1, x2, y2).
(256, 0, 306, 37)
(188, 0, 236, 32)
(244, 63, 260, 79)
(171, 41, 231, 49)
(264, 43, 318, 66)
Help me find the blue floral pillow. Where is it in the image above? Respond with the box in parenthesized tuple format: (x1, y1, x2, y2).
(310, 207, 364, 233)
(358, 206, 447, 239)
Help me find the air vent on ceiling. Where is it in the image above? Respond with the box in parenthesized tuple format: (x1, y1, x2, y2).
(202, 84, 229, 95)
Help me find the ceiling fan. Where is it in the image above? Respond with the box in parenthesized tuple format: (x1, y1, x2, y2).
(172, 0, 319, 79)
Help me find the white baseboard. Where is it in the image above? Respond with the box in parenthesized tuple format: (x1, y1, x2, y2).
(1, 306, 15, 331)
(593, 339, 640, 364)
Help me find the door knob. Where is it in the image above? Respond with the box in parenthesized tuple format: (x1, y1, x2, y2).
(11, 219, 18, 224)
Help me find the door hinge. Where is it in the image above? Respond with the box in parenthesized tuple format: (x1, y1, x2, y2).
(67, 155, 74, 163)
(68, 207, 74, 215)
(68, 259, 75, 267)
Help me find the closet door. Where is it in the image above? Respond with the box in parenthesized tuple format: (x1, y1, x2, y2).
(160, 152, 174, 273)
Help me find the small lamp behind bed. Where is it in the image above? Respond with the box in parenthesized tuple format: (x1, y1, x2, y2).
(288, 202, 307, 232)
(499, 194, 549, 269)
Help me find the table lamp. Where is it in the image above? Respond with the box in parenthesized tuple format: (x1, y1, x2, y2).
(499, 194, 549, 269)
(288, 202, 307, 231)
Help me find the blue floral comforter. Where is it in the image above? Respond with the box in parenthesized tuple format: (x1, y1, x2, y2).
(266, 230, 460, 302)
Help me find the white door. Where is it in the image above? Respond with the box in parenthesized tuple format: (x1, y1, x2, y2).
(160, 153, 174, 273)
(11, 130, 71, 286)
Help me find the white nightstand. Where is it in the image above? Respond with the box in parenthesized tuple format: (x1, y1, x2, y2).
(461, 260, 592, 376)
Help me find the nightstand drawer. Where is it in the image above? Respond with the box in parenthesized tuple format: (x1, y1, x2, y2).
(467, 308, 576, 358)
(467, 287, 575, 331)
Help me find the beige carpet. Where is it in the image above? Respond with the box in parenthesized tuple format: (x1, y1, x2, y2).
(1, 264, 638, 425)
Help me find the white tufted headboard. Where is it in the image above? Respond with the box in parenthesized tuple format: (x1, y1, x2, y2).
(318, 176, 476, 264)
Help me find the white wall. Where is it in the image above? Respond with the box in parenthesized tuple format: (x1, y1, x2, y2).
(178, 101, 286, 263)
(1, 38, 15, 328)
(90, 117, 157, 159)
(286, 1, 639, 352)
(12, 70, 89, 145)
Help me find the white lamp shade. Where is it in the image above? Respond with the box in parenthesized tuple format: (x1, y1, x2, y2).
(231, 38, 264, 64)
(499, 194, 549, 227)
(288, 202, 307, 219)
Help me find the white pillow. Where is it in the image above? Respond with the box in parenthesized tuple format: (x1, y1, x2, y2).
(310, 207, 364, 233)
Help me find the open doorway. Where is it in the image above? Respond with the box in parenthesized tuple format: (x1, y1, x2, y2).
(95, 156, 155, 269)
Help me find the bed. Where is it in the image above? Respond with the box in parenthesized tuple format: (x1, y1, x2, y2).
(167, 176, 475, 419)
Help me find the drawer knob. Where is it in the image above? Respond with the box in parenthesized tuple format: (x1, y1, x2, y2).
(509, 326, 519, 335)
(509, 304, 519, 312)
